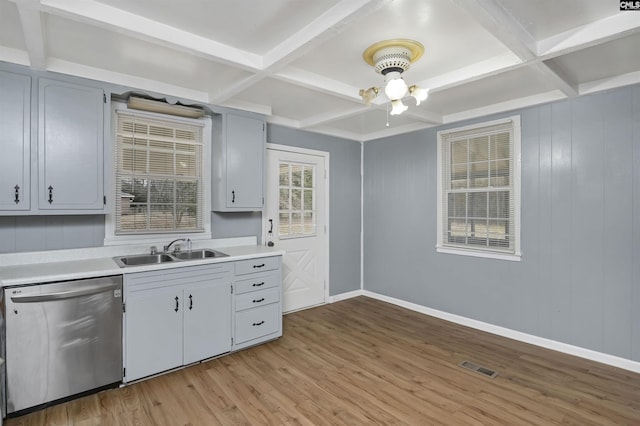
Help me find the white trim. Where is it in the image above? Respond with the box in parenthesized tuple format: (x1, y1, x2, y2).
(361, 291, 640, 374)
(360, 141, 364, 291)
(435, 246, 521, 261)
(265, 143, 331, 304)
(436, 115, 522, 259)
(328, 290, 364, 303)
(104, 101, 212, 245)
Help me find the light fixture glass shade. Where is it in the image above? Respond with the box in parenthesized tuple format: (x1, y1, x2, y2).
(409, 85, 429, 105)
(384, 71, 408, 100)
(390, 99, 408, 115)
(359, 87, 379, 106)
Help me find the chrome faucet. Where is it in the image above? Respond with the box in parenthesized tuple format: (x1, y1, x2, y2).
(163, 238, 191, 253)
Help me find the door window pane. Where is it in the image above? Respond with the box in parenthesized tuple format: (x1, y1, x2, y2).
(278, 161, 316, 237)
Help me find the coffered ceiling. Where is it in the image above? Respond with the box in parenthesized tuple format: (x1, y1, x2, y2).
(1, 0, 638, 141)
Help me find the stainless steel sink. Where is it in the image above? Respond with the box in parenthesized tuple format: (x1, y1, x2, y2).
(113, 249, 228, 268)
(173, 249, 228, 260)
(113, 253, 175, 267)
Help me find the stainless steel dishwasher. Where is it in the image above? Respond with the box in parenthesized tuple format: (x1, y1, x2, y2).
(2, 275, 123, 415)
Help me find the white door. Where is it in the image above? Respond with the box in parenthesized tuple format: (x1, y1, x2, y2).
(265, 147, 327, 313)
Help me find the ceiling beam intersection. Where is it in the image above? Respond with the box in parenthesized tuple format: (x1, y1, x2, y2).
(451, 0, 577, 97)
(13, 0, 47, 70)
(38, 0, 263, 70)
(211, 0, 392, 105)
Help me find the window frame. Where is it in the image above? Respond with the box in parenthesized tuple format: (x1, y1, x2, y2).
(436, 115, 522, 261)
(104, 101, 212, 245)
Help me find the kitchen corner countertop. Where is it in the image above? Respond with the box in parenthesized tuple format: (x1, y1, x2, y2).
(0, 244, 284, 288)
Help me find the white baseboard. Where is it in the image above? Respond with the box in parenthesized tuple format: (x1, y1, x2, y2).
(328, 290, 364, 303)
(328, 289, 640, 374)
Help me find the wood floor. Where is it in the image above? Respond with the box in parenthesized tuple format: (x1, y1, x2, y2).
(6, 296, 640, 425)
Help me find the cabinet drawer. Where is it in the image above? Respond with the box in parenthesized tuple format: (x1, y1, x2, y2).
(235, 272, 279, 294)
(235, 287, 280, 312)
(235, 256, 280, 275)
(235, 303, 280, 344)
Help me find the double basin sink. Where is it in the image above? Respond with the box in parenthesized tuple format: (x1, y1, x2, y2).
(113, 249, 228, 268)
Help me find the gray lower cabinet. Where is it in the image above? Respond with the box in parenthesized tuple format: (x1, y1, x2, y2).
(212, 111, 265, 211)
(38, 78, 106, 212)
(233, 256, 283, 350)
(123, 255, 282, 382)
(0, 71, 31, 213)
(123, 263, 233, 382)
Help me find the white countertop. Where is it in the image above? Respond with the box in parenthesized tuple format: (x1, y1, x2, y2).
(0, 239, 283, 287)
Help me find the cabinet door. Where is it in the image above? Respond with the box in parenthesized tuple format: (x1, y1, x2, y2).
(125, 286, 183, 382)
(225, 113, 264, 209)
(0, 71, 31, 212)
(183, 279, 232, 364)
(38, 79, 105, 211)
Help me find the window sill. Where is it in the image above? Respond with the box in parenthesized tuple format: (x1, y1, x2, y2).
(436, 246, 521, 262)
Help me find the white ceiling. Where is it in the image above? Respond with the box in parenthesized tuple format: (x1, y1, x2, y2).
(1, 0, 638, 141)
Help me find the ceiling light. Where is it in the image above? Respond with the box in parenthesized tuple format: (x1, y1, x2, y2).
(384, 71, 408, 100)
(359, 39, 428, 115)
(390, 99, 408, 115)
(409, 85, 429, 106)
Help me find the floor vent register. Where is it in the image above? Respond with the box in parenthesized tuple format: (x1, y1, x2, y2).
(459, 360, 498, 379)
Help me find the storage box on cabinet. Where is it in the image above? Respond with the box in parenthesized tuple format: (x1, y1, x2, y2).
(124, 263, 233, 382)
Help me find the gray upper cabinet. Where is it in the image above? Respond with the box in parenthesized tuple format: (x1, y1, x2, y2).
(38, 78, 106, 212)
(212, 111, 265, 211)
(0, 71, 31, 213)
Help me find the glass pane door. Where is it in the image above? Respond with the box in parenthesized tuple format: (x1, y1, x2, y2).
(278, 161, 316, 238)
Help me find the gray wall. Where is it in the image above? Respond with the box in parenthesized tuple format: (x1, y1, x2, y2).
(363, 84, 640, 362)
(268, 124, 362, 296)
(0, 120, 363, 299)
(0, 215, 105, 253)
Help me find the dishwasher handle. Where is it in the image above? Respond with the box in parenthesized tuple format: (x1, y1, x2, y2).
(10, 282, 121, 303)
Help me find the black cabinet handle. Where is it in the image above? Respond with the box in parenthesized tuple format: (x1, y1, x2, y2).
(252, 321, 265, 326)
(253, 298, 265, 303)
(174, 296, 179, 312)
(253, 263, 265, 269)
(231, 190, 235, 203)
(14, 185, 20, 204)
(268, 219, 273, 234)
(252, 282, 265, 287)
(189, 294, 193, 310)
(48, 186, 53, 204)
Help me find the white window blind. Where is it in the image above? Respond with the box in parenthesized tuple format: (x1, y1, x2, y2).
(115, 111, 204, 234)
(437, 116, 521, 258)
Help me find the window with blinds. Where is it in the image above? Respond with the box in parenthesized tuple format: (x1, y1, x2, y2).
(114, 110, 205, 234)
(437, 116, 521, 259)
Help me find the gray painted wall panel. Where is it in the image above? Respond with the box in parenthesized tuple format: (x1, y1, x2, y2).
(519, 107, 542, 335)
(602, 89, 634, 358)
(267, 124, 362, 296)
(364, 84, 640, 362)
(210, 212, 262, 242)
(537, 104, 554, 338)
(570, 94, 605, 351)
(0, 215, 105, 253)
(548, 101, 574, 343)
(633, 86, 640, 361)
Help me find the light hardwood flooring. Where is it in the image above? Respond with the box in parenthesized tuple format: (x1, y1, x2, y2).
(6, 296, 640, 425)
